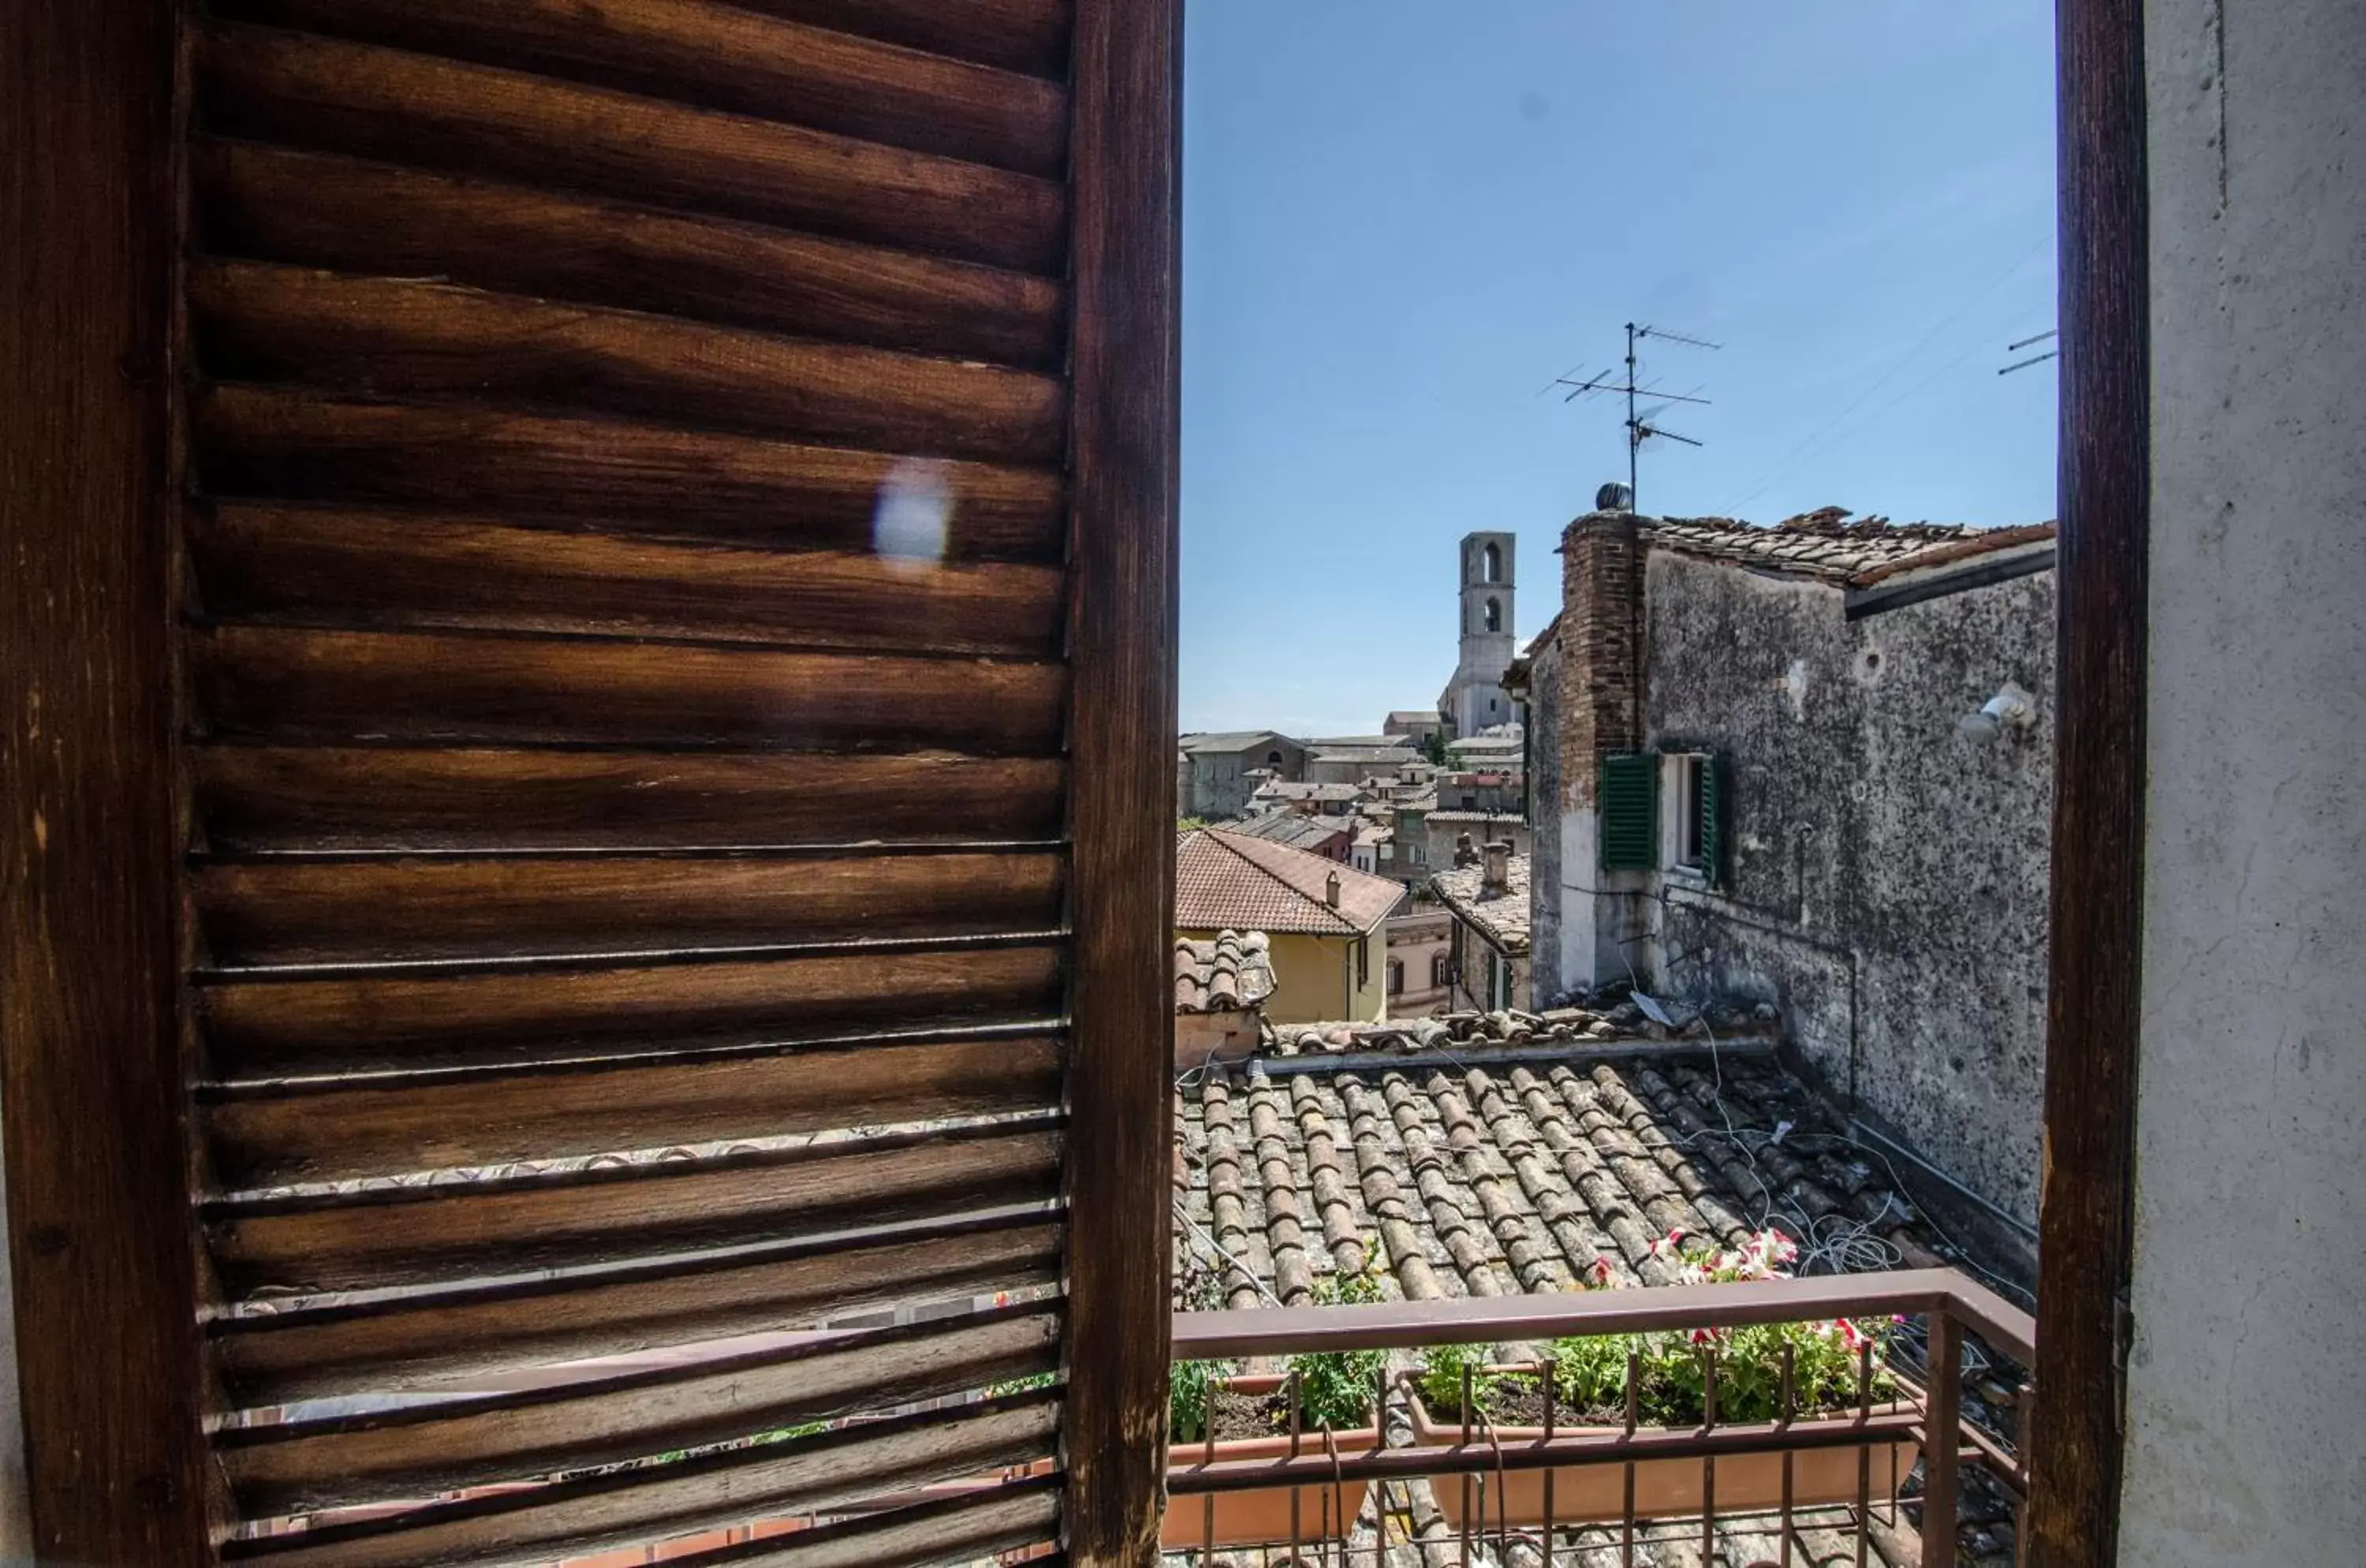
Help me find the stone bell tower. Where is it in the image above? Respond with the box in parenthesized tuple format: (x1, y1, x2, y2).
(1437, 532, 1516, 738)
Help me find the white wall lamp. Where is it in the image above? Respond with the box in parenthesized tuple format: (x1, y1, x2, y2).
(1957, 680, 2039, 743)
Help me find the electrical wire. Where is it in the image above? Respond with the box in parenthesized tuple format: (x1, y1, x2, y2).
(1715, 235, 2050, 518)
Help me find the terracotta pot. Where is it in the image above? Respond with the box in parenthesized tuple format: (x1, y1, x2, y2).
(1401, 1372, 1918, 1530)
(1161, 1374, 1381, 1550)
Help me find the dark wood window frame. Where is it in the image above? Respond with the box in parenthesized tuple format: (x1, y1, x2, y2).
(2025, 0, 2148, 1562)
(3, 0, 2135, 1559)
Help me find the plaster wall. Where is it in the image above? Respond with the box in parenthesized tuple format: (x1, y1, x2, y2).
(1384, 909, 1452, 1017)
(1212, 930, 1384, 1025)
(1640, 551, 2054, 1226)
(2118, 2, 2366, 1561)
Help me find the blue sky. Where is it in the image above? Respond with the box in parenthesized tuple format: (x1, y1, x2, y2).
(1180, 2, 2058, 735)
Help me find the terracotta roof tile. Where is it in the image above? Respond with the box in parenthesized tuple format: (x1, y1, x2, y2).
(1173, 1025, 1949, 1310)
(1639, 510, 2057, 586)
(1176, 827, 1403, 936)
(1431, 850, 1532, 952)
(1174, 929, 1276, 1014)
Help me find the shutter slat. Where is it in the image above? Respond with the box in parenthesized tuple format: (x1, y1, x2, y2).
(190, 627, 1064, 752)
(668, 1479, 1062, 1568)
(212, 0, 1068, 177)
(213, 1216, 1063, 1411)
(192, 506, 1065, 657)
(190, 262, 1067, 464)
(194, 142, 1066, 368)
(220, 1392, 1061, 1568)
(207, 1120, 1066, 1294)
(196, 23, 1066, 271)
(204, 1032, 1065, 1186)
(200, 944, 1065, 1075)
(194, 748, 1067, 852)
(191, 386, 1065, 559)
(194, 851, 1065, 966)
(733, 0, 1071, 78)
(218, 1304, 1062, 1511)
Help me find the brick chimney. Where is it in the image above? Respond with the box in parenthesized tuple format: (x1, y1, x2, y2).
(1323, 869, 1340, 909)
(1482, 839, 1510, 896)
(1558, 510, 1644, 809)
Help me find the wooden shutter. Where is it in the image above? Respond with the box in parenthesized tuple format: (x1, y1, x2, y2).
(6, 0, 1176, 1562)
(1599, 752, 1659, 871)
(1699, 752, 1729, 888)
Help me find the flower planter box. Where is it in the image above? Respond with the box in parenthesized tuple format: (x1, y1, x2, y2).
(1161, 1374, 1382, 1550)
(1402, 1371, 1917, 1531)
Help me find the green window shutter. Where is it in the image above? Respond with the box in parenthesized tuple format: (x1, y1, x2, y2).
(1700, 752, 1729, 887)
(1599, 752, 1658, 870)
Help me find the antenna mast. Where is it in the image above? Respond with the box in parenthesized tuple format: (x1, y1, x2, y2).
(1543, 323, 1719, 513)
(1998, 327, 2060, 376)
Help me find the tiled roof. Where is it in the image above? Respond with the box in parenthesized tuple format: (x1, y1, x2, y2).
(1385, 710, 1442, 725)
(1172, 1021, 1947, 1309)
(1228, 811, 1353, 854)
(1310, 735, 1408, 749)
(1255, 782, 1363, 804)
(1174, 929, 1276, 1014)
(1431, 849, 1531, 953)
(1424, 810, 1524, 826)
(1177, 827, 1405, 936)
(1307, 744, 1420, 766)
(1642, 509, 2058, 588)
(1180, 729, 1297, 754)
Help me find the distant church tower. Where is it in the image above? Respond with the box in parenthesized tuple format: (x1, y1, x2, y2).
(1437, 532, 1516, 739)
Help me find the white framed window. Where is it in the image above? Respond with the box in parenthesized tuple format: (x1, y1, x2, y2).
(1661, 752, 1711, 875)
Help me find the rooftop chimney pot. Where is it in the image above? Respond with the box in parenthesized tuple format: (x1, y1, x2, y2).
(1324, 869, 1341, 909)
(1482, 839, 1511, 895)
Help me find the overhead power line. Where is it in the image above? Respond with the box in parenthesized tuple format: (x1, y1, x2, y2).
(1716, 236, 2050, 517)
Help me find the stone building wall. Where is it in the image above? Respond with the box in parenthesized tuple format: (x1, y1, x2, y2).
(1638, 551, 2054, 1226)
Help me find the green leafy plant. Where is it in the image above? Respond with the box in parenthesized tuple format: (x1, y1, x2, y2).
(1416, 1339, 1506, 1422)
(1178, 815, 1208, 832)
(1319, 1253, 1390, 1307)
(1267, 1252, 1390, 1433)
(1283, 1346, 1385, 1432)
(1541, 1229, 1899, 1425)
(1170, 1357, 1230, 1445)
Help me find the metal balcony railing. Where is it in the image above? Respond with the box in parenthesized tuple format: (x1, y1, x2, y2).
(1165, 1267, 2033, 1567)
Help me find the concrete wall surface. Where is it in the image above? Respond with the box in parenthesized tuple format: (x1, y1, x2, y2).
(2119, 2, 2366, 1562)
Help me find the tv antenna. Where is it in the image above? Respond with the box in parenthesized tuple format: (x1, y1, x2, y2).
(1540, 322, 1718, 512)
(1998, 328, 2059, 376)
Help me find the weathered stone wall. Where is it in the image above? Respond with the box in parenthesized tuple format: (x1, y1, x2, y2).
(1640, 551, 2054, 1226)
